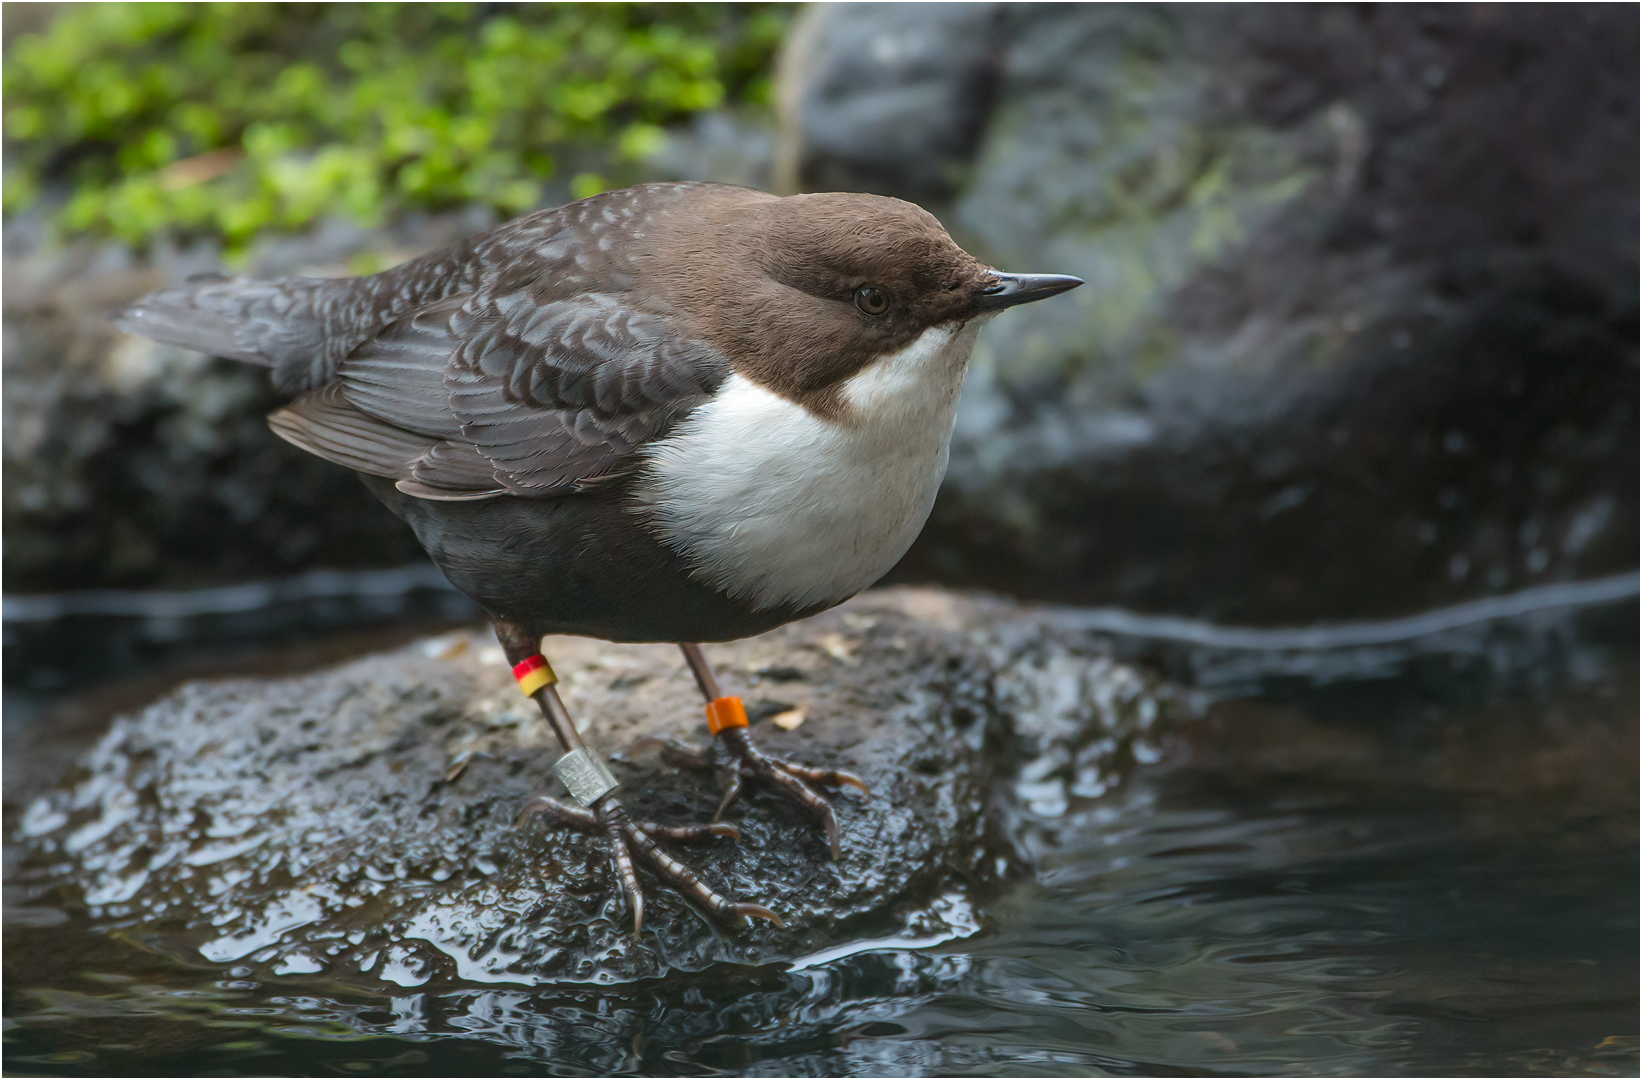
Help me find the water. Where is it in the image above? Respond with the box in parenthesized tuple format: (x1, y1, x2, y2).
(3, 562, 479, 703)
(4, 585, 1636, 1076)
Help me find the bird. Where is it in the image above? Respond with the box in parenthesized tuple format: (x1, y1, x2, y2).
(116, 180, 1081, 932)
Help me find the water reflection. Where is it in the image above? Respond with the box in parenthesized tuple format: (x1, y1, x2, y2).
(899, 788, 1634, 1076)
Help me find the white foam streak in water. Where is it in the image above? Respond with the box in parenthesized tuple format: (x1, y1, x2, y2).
(786, 892, 980, 972)
(1053, 571, 1638, 649)
(3, 563, 454, 620)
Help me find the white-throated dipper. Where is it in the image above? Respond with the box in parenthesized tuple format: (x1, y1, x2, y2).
(117, 181, 1081, 931)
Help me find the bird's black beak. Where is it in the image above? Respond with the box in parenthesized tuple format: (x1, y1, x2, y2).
(975, 272, 1083, 312)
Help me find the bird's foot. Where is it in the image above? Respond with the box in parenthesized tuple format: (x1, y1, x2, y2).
(657, 726, 869, 859)
(517, 794, 783, 933)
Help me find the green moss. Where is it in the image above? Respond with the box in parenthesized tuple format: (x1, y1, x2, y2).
(3, 2, 791, 251)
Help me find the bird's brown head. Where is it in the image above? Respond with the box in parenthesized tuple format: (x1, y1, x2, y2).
(647, 187, 1080, 415)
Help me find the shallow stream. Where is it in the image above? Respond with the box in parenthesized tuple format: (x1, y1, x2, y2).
(4, 576, 1636, 1076)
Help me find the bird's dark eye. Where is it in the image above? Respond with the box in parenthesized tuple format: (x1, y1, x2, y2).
(854, 284, 890, 316)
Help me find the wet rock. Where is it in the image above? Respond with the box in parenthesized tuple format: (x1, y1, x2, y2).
(784, 3, 1639, 621)
(8, 589, 1184, 985)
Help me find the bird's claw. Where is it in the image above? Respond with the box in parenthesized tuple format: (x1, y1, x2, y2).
(516, 794, 777, 932)
(659, 727, 868, 860)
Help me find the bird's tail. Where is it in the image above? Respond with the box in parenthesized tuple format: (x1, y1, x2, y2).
(114, 272, 337, 391)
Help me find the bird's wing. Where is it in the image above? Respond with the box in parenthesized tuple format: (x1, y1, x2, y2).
(269, 384, 505, 501)
(269, 289, 731, 500)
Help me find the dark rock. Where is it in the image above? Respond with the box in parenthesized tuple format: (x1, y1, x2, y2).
(783, 3, 1638, 621)
(773, 3, 1007, 201)
(915, 274, 1637, 623)
(8, 590, 1184, 985)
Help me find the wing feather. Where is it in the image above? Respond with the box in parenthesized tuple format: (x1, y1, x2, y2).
(268, 384, 506, 500)
(268, 384, 436, 476)
(320, 287, 730, 499)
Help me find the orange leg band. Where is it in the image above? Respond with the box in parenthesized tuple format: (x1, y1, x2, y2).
(705, 695, 749, 735)
(513, 654, 557, 697)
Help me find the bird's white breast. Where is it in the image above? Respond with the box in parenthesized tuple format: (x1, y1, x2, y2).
(633, 320, 984, 611)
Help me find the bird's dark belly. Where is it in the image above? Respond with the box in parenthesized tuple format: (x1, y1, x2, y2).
(360, 475, 819, 643)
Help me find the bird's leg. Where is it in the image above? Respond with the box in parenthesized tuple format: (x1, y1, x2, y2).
(676, 643, 869, 860)
(493, 619, 781, 932)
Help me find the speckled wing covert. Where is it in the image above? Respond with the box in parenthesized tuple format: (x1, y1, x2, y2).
(271, 286, 731, 500)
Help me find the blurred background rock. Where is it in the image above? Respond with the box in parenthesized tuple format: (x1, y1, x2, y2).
(4, 3, 1636, 694)
(785, 3, 1636, 622)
